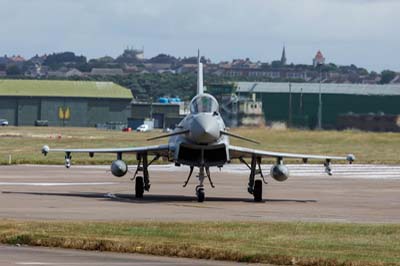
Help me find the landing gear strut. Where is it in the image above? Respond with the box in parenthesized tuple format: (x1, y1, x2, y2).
(239, 156, 266, 202)
(131, 153, 160, 198)
(183, 166, 215, 202)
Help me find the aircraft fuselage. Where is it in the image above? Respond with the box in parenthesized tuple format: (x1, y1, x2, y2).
(168, 94, 230, 167)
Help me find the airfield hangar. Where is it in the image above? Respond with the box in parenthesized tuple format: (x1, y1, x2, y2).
(208, 82, 400, 130)
(0, 80, 132, 127)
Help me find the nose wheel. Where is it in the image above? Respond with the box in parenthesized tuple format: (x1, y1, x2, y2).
(193, 166, 214, 202)
(196, 186, 205, 202)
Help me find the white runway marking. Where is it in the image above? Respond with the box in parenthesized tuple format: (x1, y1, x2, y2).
(153, 164, 400, 179)
(0, 182, 117, 186)
(222, 164, 400, 179)
(15, 164, 400, 179)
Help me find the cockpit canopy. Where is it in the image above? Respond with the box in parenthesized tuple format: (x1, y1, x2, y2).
(189, 94, 219, 114)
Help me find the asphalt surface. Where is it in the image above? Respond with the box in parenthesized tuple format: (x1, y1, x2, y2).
(1, 164, 399, 265)
(1, 164, 400, 223)
(0, 245, 246, 266)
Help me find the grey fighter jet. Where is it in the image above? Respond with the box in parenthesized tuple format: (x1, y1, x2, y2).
(41, 52, 355, 202)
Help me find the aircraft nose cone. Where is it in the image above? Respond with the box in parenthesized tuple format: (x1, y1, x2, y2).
(190, 114, 220, 143)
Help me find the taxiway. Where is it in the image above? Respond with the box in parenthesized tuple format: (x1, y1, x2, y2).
(0, 245, 244, 266)
(1, 164, 399, 223)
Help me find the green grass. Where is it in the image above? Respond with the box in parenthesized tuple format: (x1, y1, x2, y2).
(0, 220, 399, 265)
(0, 126, 400, 165)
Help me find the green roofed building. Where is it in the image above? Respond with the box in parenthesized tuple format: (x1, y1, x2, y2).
(0, 80, 132, 127)
(208, 82, 400, 129)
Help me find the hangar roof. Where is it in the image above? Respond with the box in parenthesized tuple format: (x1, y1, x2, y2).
(236, 82, 400, 96)
(0, 80, 132, 99)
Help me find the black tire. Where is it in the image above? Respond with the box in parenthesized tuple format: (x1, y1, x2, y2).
(253, 180, 263, 202)
(197, 188, 205, 202)
(135, 176, 144, 198)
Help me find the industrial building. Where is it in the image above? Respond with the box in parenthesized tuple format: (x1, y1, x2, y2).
(0, 80, 132, 127)
(206, 84, 264, 127)
(209, 82, 400, 129)
(129, 100, 187, 129)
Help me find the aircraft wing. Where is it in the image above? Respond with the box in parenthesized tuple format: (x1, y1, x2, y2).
(42, 144, 170, 157)
(229, 145, 354, 163)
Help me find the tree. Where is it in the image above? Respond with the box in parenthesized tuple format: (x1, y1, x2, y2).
(380, 70, 396, 84)
(357, 68, 368, 76)
(181, 56, 197, 64)
(44, 52, 87, 69)
(271, 60, 282, 68)
(149, 54, 178, 64)
(6, 64, 22, 76)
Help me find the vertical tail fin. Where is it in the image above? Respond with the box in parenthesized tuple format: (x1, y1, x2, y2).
(197, 49, 204, 95)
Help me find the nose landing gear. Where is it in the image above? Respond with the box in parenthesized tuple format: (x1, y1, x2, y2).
(184, 166, 215, 202)
(195, 167, 206, 202)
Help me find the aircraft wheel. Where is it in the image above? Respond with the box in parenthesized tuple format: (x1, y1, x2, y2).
(253, 180, 262, 202)
(135, 176, 144, 198)
(196, 188, 205, 202)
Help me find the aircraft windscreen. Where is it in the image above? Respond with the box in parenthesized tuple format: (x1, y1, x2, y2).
(190, 94, 219, 113)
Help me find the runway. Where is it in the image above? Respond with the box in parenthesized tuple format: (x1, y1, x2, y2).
(1, 164, 400, 223)
(0, 245, 243, 266)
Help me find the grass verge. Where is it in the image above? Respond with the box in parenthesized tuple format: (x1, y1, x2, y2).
(0, 220, 399, 265)
(1, 126, 400, 165)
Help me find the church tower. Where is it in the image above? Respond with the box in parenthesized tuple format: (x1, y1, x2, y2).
(313, 50, 325, 67)
(280, 46, 287, 66)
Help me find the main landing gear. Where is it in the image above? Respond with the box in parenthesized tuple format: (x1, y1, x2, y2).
(131, 153, 160, 198)
(183, 166, 215, 202)
(239, 156, 267, 202)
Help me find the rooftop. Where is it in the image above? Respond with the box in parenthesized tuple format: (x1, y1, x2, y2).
(235, 82, 400, 96)
(0, 80, 132, 99)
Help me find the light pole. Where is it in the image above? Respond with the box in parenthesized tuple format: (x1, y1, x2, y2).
(288, 82, 292, 128)
(299, 87, 303, 115)
(317, 64, 323, 130)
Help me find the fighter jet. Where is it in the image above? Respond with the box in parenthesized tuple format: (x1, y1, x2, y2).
(41, 52, 355, 202)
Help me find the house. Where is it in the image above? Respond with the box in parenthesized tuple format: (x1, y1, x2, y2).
(29, 54, 47, 65)
(9, 55, 26, 63)
(65, 68, 84, 77)
(175, 64, 197, 74)
(90, 68, 124, 76)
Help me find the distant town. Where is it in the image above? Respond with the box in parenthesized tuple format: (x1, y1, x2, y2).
(1, 47, 400, 132)
(1, 47, 399, 85)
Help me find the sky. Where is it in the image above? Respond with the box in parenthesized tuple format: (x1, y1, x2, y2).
(0, 0, 399, 72)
